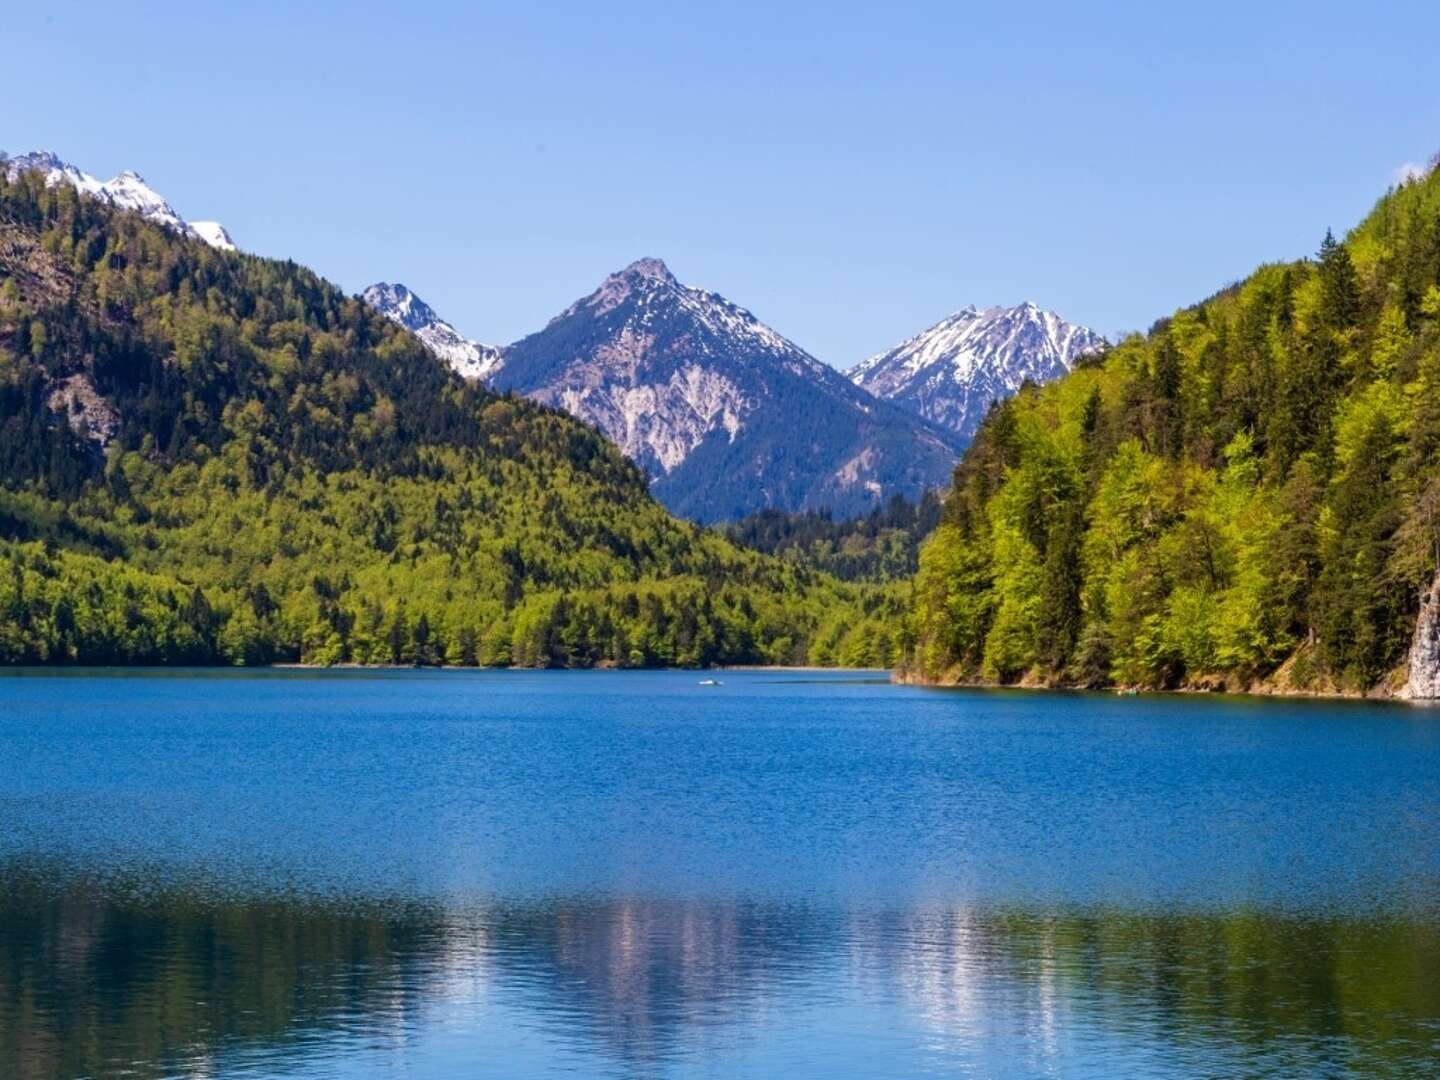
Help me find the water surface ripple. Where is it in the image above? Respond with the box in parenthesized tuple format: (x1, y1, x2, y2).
(1, 669, 1437, 1077)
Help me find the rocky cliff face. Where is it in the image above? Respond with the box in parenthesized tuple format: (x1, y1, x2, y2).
(0, 216, 124, 465)
(47, 374, 120, 447)
(1402, 569, 1440, 699)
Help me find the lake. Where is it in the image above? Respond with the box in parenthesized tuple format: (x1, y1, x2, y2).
(1, 669, 1438, 1078)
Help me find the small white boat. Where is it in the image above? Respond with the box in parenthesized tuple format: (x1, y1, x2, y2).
(698, 678, 723, 687)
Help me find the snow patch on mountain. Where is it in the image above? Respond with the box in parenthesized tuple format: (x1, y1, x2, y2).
(189, 221, 236, 251)
(556, 258, 822, 377)
(849, 302, 1104, 440)
(100, 168, 190, 233)
(4, 151, 238, 251)
(361, 282, 503, 382)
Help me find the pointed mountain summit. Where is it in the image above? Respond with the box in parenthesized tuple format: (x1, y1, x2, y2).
(99, 168, 190, 234)
(850, 302, 1104, 441)
(617, 256, 675, 282)
(362, 282, 502, 382)
(494, 258, 963, 522)
(3, 150, 236, 251)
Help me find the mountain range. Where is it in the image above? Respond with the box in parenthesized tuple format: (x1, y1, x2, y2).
(10, 142, 1436, 693)
(3, 151, 236, 251)
(4, 150, 1101, 523)
(366, 269, 1100, 521)
(487, 258, 967, 521)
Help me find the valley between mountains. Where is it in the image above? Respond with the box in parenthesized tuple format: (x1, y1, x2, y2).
(7, 146, 1440, 699)
(364, 268, 1102, 521)
(7, 149, 1103, 523)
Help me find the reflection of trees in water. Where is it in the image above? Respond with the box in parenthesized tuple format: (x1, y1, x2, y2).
(3, 869, 1439, 1079)
(858, 907, 1440, 1076)
(0, 873, 841, 1080)
(0, 868, 451, 1080)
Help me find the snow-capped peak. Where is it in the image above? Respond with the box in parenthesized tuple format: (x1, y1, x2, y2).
(558, 257, 824, 381)
(849, 302, 1104, 441)
(361, 282, 504, 383)
(493, 257, 963, 520)
(363, 282, 439, 331)
(99, 169, 189, 233)
(4, 150, 237, 251)
(189, 221, 236, 252)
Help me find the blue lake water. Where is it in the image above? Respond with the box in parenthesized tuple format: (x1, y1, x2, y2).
(1, 668, 1438, 1078)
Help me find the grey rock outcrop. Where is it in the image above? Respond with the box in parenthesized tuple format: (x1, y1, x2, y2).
(47, 374, 120, 447)
(1402, 569, 1440, 698)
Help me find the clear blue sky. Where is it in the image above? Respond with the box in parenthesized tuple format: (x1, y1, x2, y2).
(8, 1, 1439, 364)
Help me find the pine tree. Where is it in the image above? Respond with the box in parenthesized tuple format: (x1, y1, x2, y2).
(1317, 228, 1360, 331)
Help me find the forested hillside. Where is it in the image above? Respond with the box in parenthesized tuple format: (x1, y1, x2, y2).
(725, 491, 942, 582)
(0, 167, 904, 667)
(911, 163, 1440, 693)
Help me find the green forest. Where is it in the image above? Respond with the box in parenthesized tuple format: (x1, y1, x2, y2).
(9, 155, 1440, 688)
(724, 491, 941, 582)
(0, 167, 906, 668)
(910, 163, 1440, 693)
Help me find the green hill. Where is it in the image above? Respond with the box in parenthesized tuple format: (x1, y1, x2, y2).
(910, 164, 1440, 694)
(0, 167, 903, 668)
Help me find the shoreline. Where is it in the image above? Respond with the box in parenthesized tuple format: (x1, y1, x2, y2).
(1, 662, 890, 674)
(268, 662, 890, 674)
(3, 663, 1427, 704)
(891, 667, 1424, 706)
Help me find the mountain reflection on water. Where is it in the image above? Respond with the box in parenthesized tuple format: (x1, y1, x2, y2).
(4, 868, 1438, 1079)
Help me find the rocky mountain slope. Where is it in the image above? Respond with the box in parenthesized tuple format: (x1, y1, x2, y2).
(3, 150, 236, 251)
(849, 302, 1104, 441)
(366, 275, 1100, 519)
(362, 283, 502, 381)
(489, 258, 963, 521)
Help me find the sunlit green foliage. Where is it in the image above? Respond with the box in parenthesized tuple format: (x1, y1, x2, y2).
(912, 164, 1440, 691)
(0, 167, 885, 668)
